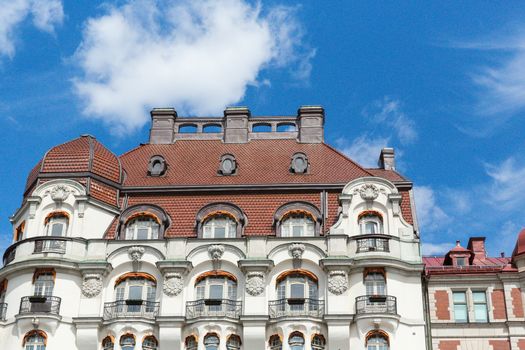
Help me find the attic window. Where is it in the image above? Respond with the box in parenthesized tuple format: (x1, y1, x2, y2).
(148, 155, 166, 176)
(219, 154, 237, 176)
(290, 152, 309, 174)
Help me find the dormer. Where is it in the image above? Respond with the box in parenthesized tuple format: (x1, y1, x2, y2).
(444, 241, 473, 266)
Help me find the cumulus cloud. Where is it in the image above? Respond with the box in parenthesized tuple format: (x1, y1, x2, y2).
(73, 0, 315, 134)
(422, 242, 453, 256)
(485, 157, 525, 210)
(335, 135, 390, 168)
(413, 185, 450, 232)
(0, 0, 63, 58)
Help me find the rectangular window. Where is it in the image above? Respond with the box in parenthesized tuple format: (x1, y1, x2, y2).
(456, 257, 465, 266)
(473, 291, 488, 322)
(453, 291, 468, 322)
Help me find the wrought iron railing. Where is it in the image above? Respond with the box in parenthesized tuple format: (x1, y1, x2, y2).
(269, 298, 324, 319)
(0, 303, 6, 320)
(356, 237, 390, 253)
(103, 300, 159, 320)
(355, 295, 396, 315)
(186, 299, 242, 319)
(34, 238, 67, 254)
(19, 296, 61, 315)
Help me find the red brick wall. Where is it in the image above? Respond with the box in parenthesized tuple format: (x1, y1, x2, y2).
(517, 339, 525, 350)
(434, 290, 450, 320)
(438, 340, 459, 350)
(512, 288, 524, 318)
(489, 340, 510, 350)
(492, 289, 507, 320)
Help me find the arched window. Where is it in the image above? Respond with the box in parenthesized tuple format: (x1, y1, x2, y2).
(45, 212, 68, 237)
(185, 336, 198, 350)
(312, 334, 326, 350)
(276, 271, 319, 313)
(120, 335, 135, 350)
(365, 272, 386, 296)
(115, 274, 157, 314)
(280, 213, 315, 237)
(125, 216, 160, 240)
(102, 336, 114, 350)
(194, 273, 237, 315)
(24, 331, 46, 350)
(366, 331, 389, 350)
(269, 335, 282, 350)
(358, 211, 383, 235)
(142, 336, 158, 350)
(288, 332, 304, 350)
(226, 335, 241, 350)
(203, 214, 237, 238)
(204, 333, 220, 350)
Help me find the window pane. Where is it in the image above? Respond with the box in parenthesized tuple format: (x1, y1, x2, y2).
(290, 284, 304, 298)
(454, 304, 468, 322)
(51, 223, 64, 236)
(281, 225, 289, 237)
(137, 228, 149, 239)
(196, 285, 205, 299)
(292, 226, 303, 237)
(129, 286, 142, 300)
(210, 285, 223, 299)
(472, 292, 486, 303)
(474, 304, 488, 322)
(214, 227, 226, 238)
(453, 292, 466, 303)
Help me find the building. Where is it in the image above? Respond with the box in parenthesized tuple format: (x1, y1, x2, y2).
(1, 106, 427, 350)
(424, 232, 525, 350)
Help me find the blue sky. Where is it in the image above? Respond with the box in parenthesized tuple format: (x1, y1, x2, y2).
(1, 0, 525, 256)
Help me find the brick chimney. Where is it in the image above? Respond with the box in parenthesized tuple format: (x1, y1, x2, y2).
(149, 108, 176, 144)
(223, 106, 250, 143)
(467, 237, 486, 260)
(378, 148, 395, 170)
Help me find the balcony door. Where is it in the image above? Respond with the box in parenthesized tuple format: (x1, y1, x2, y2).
(115, 277, 156, 314)
(276, 273, 318, 313)
(32, 273, 54, 312)
(195, 276, 237, 314)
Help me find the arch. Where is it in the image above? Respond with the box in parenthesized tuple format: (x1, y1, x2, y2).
(32, 268, 56, 283)
(311, 334, 326, 349)
(196, 202, 247, 238)
(185, 335, 198, 350)
(118, 204, 170, 239)
(120, 334, 136, 350)
(273, 202, 322, 236)
(195, 270, 237, 284)
(358, 210, 384, 221)
(115, 272, 157, 286)
(365, 329, 390, 346)
(44, 211, 70, 225)
(142, 335, 158, 349)
(23, 330, 47, 346)
(269, 334, 282, 349)
(277, 123, 297, 132)
(204, 332, 220, 350)
(203, 124, 222, 133)
(186, 243, 247, 261)
(226, 334, 242, 349)
(102, 335, 115, 350)
(31, 178, 87, 198)
(288, 331, 305, 350)
(267, 242, 327, 261)
(276, 269, 318, 284)
(178, 124, 198, 133)
(252, 123, 272, 132)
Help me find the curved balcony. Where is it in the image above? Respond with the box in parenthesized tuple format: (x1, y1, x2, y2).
(0, 303, 6, 321)
(103, 300, 159, 321)
(34, 238, 67, 254)
(186, 299, 242, 320)
(355, 295, 396, 315)
(19, 296, 61, 315)
(355, 235, 390, 253)
(3, 237, 88, 266)
(269, 298, 324, 319)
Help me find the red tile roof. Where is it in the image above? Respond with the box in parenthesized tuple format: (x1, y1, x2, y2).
(366, 168, 408, 182)
(423, 256, 516, 274)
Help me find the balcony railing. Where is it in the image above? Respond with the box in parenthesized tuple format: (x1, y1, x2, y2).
(0, 303, 6, 320)
(186, 299, 242, 319)
(269, 298, 324, 319)
(19, 296, 61, 315)
(103, 300, 159, 320)
(356, 237, 390, 253)
(34, 238, 67, 254)
(355, 295, 397, 315)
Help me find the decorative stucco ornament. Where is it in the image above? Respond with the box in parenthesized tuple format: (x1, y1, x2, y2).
(357, 184, 380, 201)
(288, 243, 305, 259)
(328, 270, 348, 295)
(128, 246, 145, 261)
(245, 272, 265, 296)
(208, 245, 225, 261)
(81, 274, 103, 298)
(48, 184, 72, 202)
(163, 273, 183, 297)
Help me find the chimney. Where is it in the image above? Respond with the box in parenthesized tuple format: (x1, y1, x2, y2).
(149, 108, 176, 144)
(297, 106, 324, 143)
(467, 237, 486, 260)
(378, 148, 395, 170)
(223, 107, 250, 143)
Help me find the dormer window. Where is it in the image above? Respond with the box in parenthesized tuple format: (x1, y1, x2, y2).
(148, 155, 167, 176)
(358, 211, 383, 235)
(125, 215, 160, 240)
(219, 154, 237, 176)
(45, 212, 69, 237)
(274, 202, 322, 237)
(203, 214, 237, 238)
(280, 213, 315, 237)
(290, 153, 309, 174)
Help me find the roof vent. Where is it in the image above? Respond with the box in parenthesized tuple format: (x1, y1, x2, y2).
(148, 155, 167, 176)
(290, 152, 309, 174)
(218, 154, 237, 176)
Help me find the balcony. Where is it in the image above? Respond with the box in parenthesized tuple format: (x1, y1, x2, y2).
(19, 296, 61, 315)
(356, 236, 390, 253)
(3, 249, 15, 265)
(34, 238, 67, 254)
(103, 300, 160, 320)
(0, 303, 6, 321)
(269, 298, 324, 319)
(355, 295, 397, 315)
(186, 299, 242, 320)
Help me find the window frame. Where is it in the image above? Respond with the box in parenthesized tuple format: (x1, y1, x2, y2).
(273, 202, 322, 237)
(142, 336, 158, 350)
(452, 291, 469, 323)
(125, 216, 160, 240)
(45, 215, 68, 237)
(202, 214, 238, 239)
(185, 336, 198, 350)
(472, 291, 488, 322)
(365, 272, 386, 296)
(288, 332, 305, 350)
(204, 333, 220, 350)
(119, 335, 135, 350)
(280, 214, 315, 237)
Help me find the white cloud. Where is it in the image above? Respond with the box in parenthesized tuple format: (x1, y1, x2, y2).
(73, 0, 315, 134)
(364, 97, 418, 144)
(485, 157, 525, 210)
(335, 135, 389, 168)
(0, 0, 63, 58)
(421, 242, 453, 256)
(413, 185, 450, 232)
